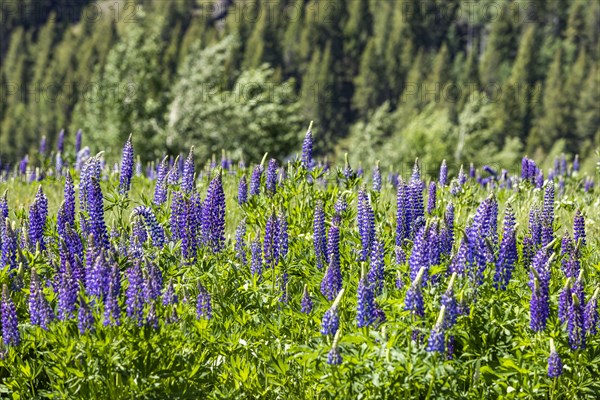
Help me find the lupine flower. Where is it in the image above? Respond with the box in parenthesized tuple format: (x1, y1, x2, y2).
(494, 205, 517, 290)
(568, 292, 585, 350)
(167, 156, 181, 185)
(153, 157, 169, 205)
(367, 237, 385, 295)
(181, 147, 195, 194)
(1, 218, 18, 270)
(29, 186, 48, 251)
(39, 135, 47, 155)
(529, 249, 551, 332)
(1, 284, 20, 346)
(547, 339, 563, 378)
(278, 271, 289, 303)
(201, 174, 226, 253)
(357, 268, 376, 328)
(249, 165, 263, 196)
(427, 181, 437, 214)
(372, 161, 382, 192)
(313, 201, 327, 270)
(357, 188, 375, 261)
(327, 329, 343, 365)
(457, 165, 467, 186)
(144, 262, 163, 301)
(125, 262, 145, 326)
(301, 284, 313, 314)
(541, 182, 554, 247)
(0, 192, 7, 229)
(439, 160, 448, 186)
(235, 219, 247, 264)
(119, 135, 134, 196)
(277, 211, 289, 258)
(133, 206, 165, 248)
(321, 221, 342, 301)
(342, 153, 353, 179)
(321, 288, 344, 335)
(263, 212, 279, 269)
(77, 296, 95, 334)
(396, 178, 409, 246)
(560, 235, 580, 279)
(55, 153, 64, 176)
(558, 278, 572, 324)
(573, 210, 586, 247)
(441, 203, 454, 255)
(88, 175, 110, 249)
(75, 129, 82, 154)
(29, 268, 53, 329)
(58, 263, 78, 320)
(404, 267, 425, 317)
(447, 336, 455, 360)
(238, 175, 248, 205)
(196, 283, 212, 320)
(250, 239, 263, 278)
(409, 226, 429, 285)
(103, 264, 121, 327)
(266, 159, 278, 195)
(56, 129, 65, 153)
(441, 273, 458, 329)
(409, 162, 424, 238)
(162, 279, 179, 324)
(584, 288, 599, 336)
(301, 121, 313, 168)
(426, 306, 446, 353)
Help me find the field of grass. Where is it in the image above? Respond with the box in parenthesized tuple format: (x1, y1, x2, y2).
(0, 140, 599, 399)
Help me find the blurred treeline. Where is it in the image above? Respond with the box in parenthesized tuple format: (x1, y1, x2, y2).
(0, 0, 598, 170)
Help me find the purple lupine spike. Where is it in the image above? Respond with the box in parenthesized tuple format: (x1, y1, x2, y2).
(357, 188, 375, 261)
(29, 186, 48, 251)
(428, 222, 442, 273)
(181, 147, 195, 194)
(58, 263, 78, 320)
(86, 250, 107, 298)
(583, 177, 593, 192)
(153, 157, 168, 205)
(277, 211, 288, 260)
(63, 172, 75, 227)
(568, 292, 585, 350)
(427, 181, 436, 214)
(469, 163, 476, 178)
(342, 153, 353, 179)
(55, 153, 63, 176)
(396, 178, 409, 246)
(321, 218, 342, 300)
(263, 212, 279, 270)
(266, 159, 278, 195)
(535, 169, 544, 189)
(196, 283, 212, 320)
(146, 301, 158, 329)
(404, 267, 425, 317)
(250, 239, 263, 278)
(0, 192, 8, 228)
(372, 161, 382, 192)
(88, 176, 110, 249)
(1, 284, 20, 346)
(357, 268, 376, 328)
(301, 122, 313, 168)
(75, 129, 82, 154)
(201, 174, 226, 253)
(573, 210, 586, 247)
(57, 129, 65, 153)
(409, 226, 428, 285)
(560, 235, 580, 279)
(125, 262, 145, 326)
(249, 165, 263, 196)
(529, 249, 551, 332)
(278, 271, 289, 304)
(29, 268, 54, 329)
(118, 135, 134, 196)
(103, 267, 121, 327)
(167, 156, 181, 186)
(301, 284, 313, 314)
(409, 162, 424, 238)
(162, 279, 179, 324)
(77, 296, 95, 334)
(320, 289, 344, 335)
(129, 218, 146, 260)
(442, 203, 455, 255)
(541, 182, 555, 247)
(572, 154, 579, 173)
(494, 205, 517, 290)
(1, 218, 17, 270)
(235, 219, 247, 264)
(547, 339, 563, 378)
(144, 262, 163, 301)
(170, 191, 185, 242)
(238, 175, 248, 205)
(367, 237, 385, 295)
(426, 306, 446, 353)
(314, 201, 327, 270)
(133, 206, 165, 248)
(327, 345, 342, 365)
(439, 160, 448, 186)
(584, 288, 599, 335)
(441, 274, 458, 328)
(39, 135, 47, 155)
(558, 278, 572, 324)
(457, 165, 467, 187)
(395, 246, 406, 265)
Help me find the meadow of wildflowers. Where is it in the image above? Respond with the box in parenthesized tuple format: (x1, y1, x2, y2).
(0, 129, 598, 399)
